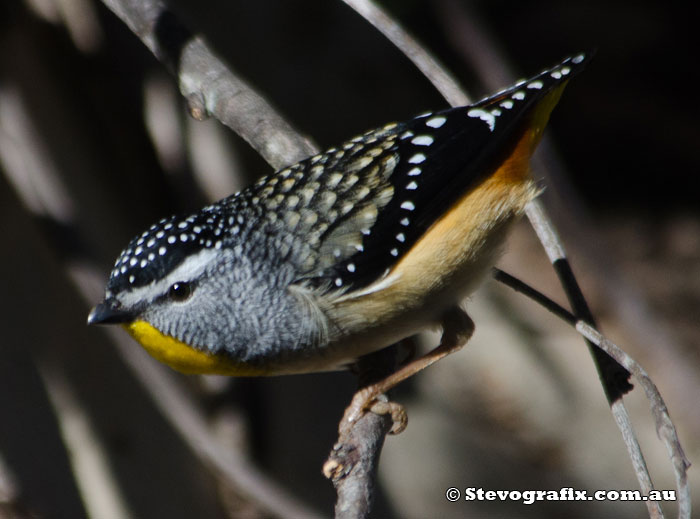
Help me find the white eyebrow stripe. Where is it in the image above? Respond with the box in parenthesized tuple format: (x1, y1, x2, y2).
(117, 248, 219, 307)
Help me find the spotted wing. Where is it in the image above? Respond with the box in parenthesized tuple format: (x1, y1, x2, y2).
(256, 54, 588, 294)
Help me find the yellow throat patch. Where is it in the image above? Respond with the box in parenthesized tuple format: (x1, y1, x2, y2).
(123, 320, 266, 376)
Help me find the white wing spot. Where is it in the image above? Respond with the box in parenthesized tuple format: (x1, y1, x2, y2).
(400, 131, 414, 140)
(347, 263, 356, 273)
(561, 66, 571, 76)
(408, 153, 426, 164)
(406, 181, 418, 190)
(335, 278, 343, 287)
(512, 91, 526, 100)
(425, 116, 446, 128)
(572, 54, 585, 64)
(407, 167, 421, 176)
(396, 233, 405, 242)
(400, 201, 415, 211)
(527, 80, 544, 90)
(167, 236, 176, 244)
(390, 248, 399, 256)
(400, 217, 410, 226)
(411, 135, 434, 146)
(500, 100, 514, 109)
(550, 70, 562, 79)
(467, 108, 496, 131)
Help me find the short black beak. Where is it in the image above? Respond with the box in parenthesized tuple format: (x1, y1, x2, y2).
(87, 301, 135, 325)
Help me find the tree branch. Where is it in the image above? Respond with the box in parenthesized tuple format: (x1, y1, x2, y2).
(100, 0, 318, 169)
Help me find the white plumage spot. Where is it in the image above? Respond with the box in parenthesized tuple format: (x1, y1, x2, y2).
(407, 167, 421, 176)
(400, 201, 415, 211)
(390, 248, 399, 256)
(527, 80, 543, 89)
(425, 116, 446, 128)
(347, 263, 356, 273)
(572, 54, 584, 64)
(411, 135, 434, 146)
(159, 246, 167, 256)
(500, 100, 514, 109)
(400, 217, 410, 226)
(400, 131, 414, 140)
(512, 91, 526, 100)
(467, 108, 496, 131)
(550, 70, 562, 79)
(167, 236, 176, 244)
(408, 153, 426, 164)
(406, 181, 418, 190)
(396, 233, 405, 242)
(561, 66, 571, 76)
(335, 278, 343, 287)
(180, 234, 188, 242)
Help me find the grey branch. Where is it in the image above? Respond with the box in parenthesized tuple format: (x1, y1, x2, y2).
(100, 0, 318, 170)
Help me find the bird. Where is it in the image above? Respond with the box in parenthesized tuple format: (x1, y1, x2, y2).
(88, 53, 589, 431)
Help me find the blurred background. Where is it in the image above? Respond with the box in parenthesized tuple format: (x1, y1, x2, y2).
(1, 0, 698, 517)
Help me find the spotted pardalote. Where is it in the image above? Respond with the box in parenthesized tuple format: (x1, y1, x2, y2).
(88, 53, 588, 387)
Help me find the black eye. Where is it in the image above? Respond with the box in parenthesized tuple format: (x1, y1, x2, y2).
(168, 281, 192, 302)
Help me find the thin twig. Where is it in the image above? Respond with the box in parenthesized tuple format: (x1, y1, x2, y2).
(340, 0, 469, 107)
(494, 268, 691, 519)
(100, 0, 318, 169)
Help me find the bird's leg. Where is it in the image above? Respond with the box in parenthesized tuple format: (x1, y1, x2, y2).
(340, 307, 474, 435)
